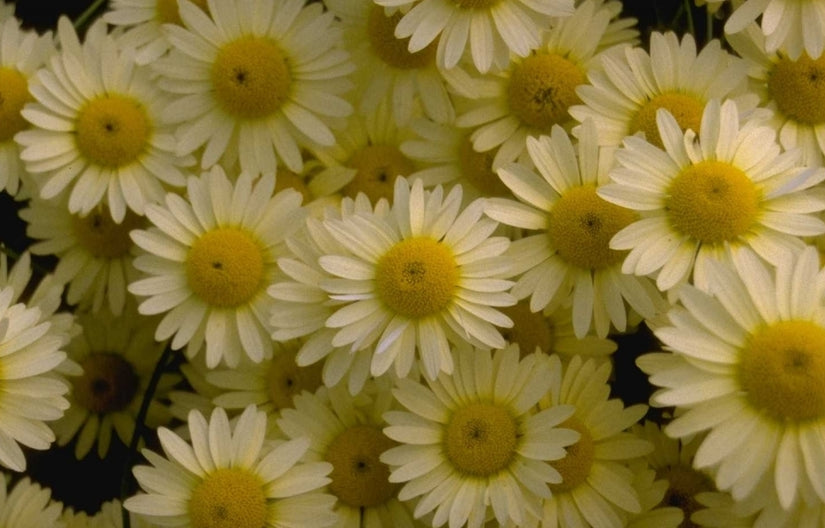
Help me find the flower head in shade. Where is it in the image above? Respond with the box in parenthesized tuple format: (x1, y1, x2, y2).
(598, 99, 825, 292)
(129, 166, 306, 368)
(381, 345, 580, 528)
(153, 0, 354, 175)
(724, 0, 825, 61)
(285, 177, 517, 380)
(485, 121, 661, 338)
(373, 0, 574, 73)
(15, 17, 191, 223)
(124, 404, 338, 527)
(0, 16, 54, 198)
(0, 475, 64, 528)
(637, 246, 825, 510)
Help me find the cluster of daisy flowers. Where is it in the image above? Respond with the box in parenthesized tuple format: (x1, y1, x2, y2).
(2, 0, 825, 526)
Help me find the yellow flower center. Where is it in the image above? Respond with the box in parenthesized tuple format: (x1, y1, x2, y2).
(72, 208, 145, 259)
(343, 144, 415, 203)
(74, 353, 139, 414)
(155, 0, 209, 25)
(0, 67, 33, 143)
(458, 137, 510, 197)
(211, 36, 291, 120)
(189, 468, 267, 528)
(274, 169, 312, 204)
(451, 0, 499, 9)
(265, 349, 323, 410)
(326, 424, 398, 508)
(375, 237, 458, 318)
(367, 5, 436, 70)
(549, 418, 594, 492)
(666, 160, 760, 244)
(507, 53, 587, 130)
(656, 464, 715, 528)
(739, 320, 825, 423)
(768, 53, 825, 125)
(549, 185, 637, 270)
(186, 228, 266, 308)
(499, 301, 554, 355)
(629, 92, 704, 148)
(75, 94, 151, 168)
(445, 403, 518, 477)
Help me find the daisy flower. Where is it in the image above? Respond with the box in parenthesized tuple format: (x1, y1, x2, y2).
(570, 31, 751, 148)
(381, 345, 580, 528)
(324, 0, 453, 126)
(51, 306, 177, 460)
(153, 0, 354, 175)
(485, 120, 661, 338)
(278, 382, 418, 528)
(63, 499, 153, 528)
(725, 0, 825, 61)
(124, 404, 338, 527)
(206, 341, 324, 417)
(104, 0, 209, 64)
(374, 0, 574, 73)
(15, 17, 190, 223)
(446, 0, 631, 168)
(312, 177, 516, 380)
(0, 16, 54, 198)
(727, 25, 825, 166)
(20, 196, 145, 316)
(129, 166, 307, 368)
(0, 475, 64, 528)
(528, 354, 651, 528)
(598, 98, 825, 292)
(637, 246, 825, 509)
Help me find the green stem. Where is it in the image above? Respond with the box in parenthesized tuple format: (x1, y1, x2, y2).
(73, 0, 108, 30)
(120, 345, 175, 528)
(706, 6, 714, 43)
(683, 0, 696, 38)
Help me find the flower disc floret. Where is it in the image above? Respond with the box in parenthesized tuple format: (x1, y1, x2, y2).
(186, 228, 265, 308)
(739, 320, 825, 423)
(375, 237, 458, 318)
(445, 403, 518, 477)
(549, 185, 637, 270)
(156, 0, 209, 25)
(768, 53, 825, 125)
(211, 36, 292, 120)
(630, 92, 704, 148)
(665, 160, 760, 244)
(458, 138, 510, 196)
(326, 424, 397, 508)
(265, 352, 323, 410)
(344, 145, 415, 202)
(507, 53, 586, 130)
(71, 209, 144, 259)
(73, 353, 139, 414)
(657, 464, 714, 519)
(367, 6, 436, 70)
(188, 467, 267, 528)
(548, 418, 594, 492)
(75, 94, 151, 168)
(0, 68, 32, 142)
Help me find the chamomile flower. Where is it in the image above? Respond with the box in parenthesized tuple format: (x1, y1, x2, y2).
(727, 25, 825, 166)
(20, 196, 145, 315)
(278, 382, 417, 528)
(382, 345, 580, 528)
(570, 31, 751, 148)
(15, 17, 190, 223)
(0, 16, 54, 198)
(446, 0, 628, 168)
(374, 0, 574, 73)
(50, 306, 177, 460)
(0, 475, 64, 528)
(637, 246, 825, 509)
(104, 0, 209, 64)
(533, 355, 652, 528)
(485, 121, 661, 338)
(63, 499, 152, 528)
(124, 404, 338, 527)
(725, 0, 825, 61)
(129, 166, 307, 368)
(0, 285, 71, 471)
(598, 98, 825, 292)
(324, 0, 453, 126)
(313, 177, 517, 380)
(154, 0, 354, 175)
